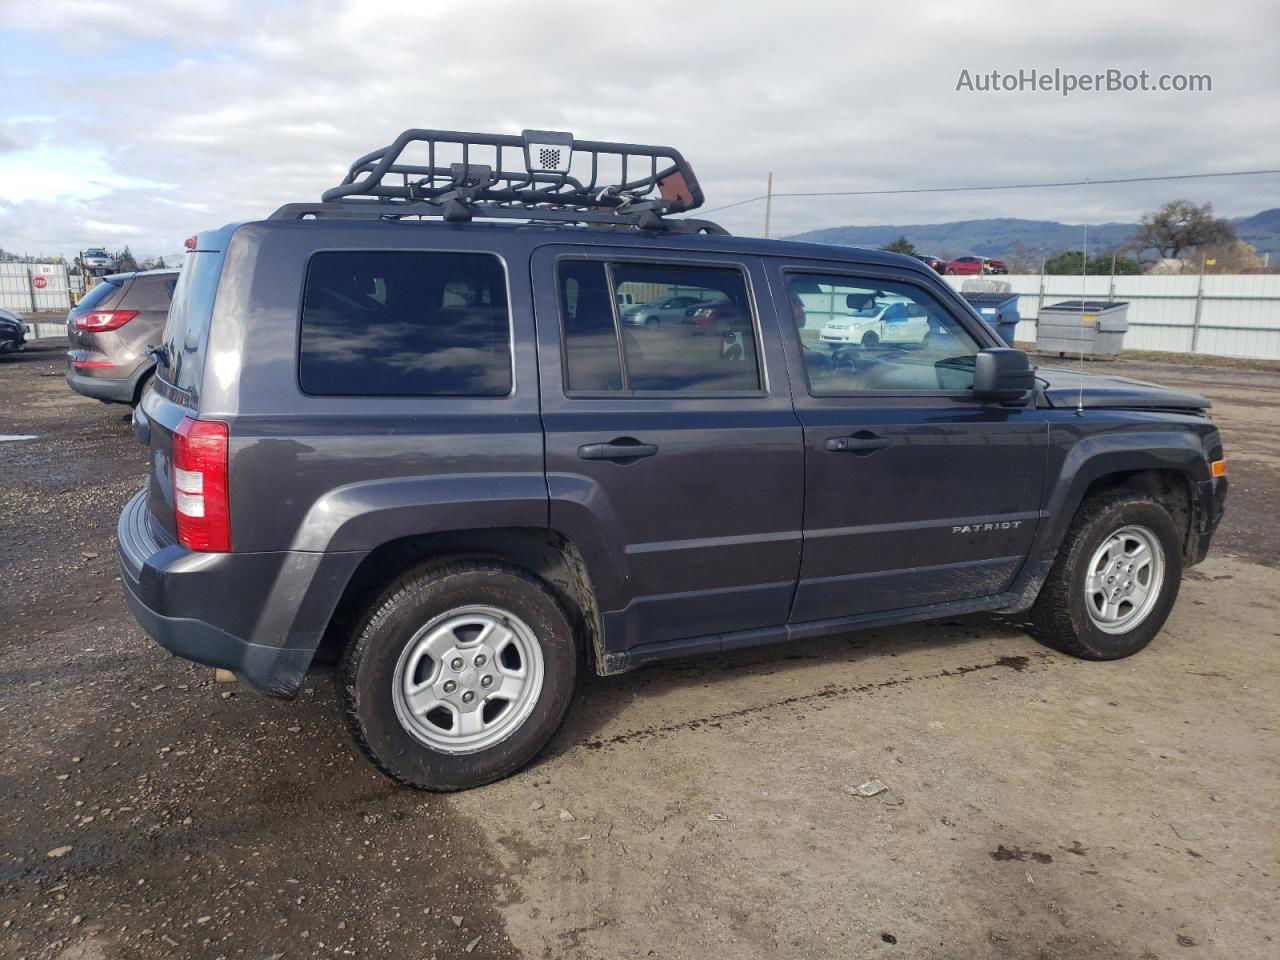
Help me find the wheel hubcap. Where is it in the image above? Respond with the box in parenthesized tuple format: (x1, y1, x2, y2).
(1083, 525, 1165, 634)
(391, 605, 545, 755)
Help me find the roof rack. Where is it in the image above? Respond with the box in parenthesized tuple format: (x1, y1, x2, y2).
(269, 128, 727, 234)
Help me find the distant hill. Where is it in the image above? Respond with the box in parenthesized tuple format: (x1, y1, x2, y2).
(1234, 208, 1280, 259)
(788, 209, 1280, 261)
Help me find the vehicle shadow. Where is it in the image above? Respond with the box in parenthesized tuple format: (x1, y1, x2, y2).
(1, 340, 63, 366)
(536, 611, 1039, 764)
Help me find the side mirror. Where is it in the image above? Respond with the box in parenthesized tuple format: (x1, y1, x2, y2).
(973, 347, 1034, 404)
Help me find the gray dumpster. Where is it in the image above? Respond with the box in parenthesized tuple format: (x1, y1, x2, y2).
(1036, 300, 1130, 359)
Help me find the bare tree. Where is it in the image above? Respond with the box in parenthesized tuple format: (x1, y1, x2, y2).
(1003, 241, 1045, 274)
(1132, 200, 1236, 260)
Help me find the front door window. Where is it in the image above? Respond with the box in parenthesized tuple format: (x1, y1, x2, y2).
(787, 274, 980, 394)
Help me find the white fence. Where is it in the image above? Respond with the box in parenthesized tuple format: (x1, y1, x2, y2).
(5, 257, 1279, 361)
(945, 273, 1280, 360)
(0, 261, 73, 313)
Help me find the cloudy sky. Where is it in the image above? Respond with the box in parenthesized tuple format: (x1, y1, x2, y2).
(2, 0, 1278, 259)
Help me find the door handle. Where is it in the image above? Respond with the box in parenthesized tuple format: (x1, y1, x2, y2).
(578, 438, 659, 462)
(825, 434, 892, 453)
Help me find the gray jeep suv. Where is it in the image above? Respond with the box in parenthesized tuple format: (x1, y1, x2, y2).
(118, 129, 1227, 791)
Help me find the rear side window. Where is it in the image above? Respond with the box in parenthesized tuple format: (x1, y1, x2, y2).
(73, 278, 122, 313)
(558, 260, 761, 394)
(161, 253, 223, 393)
(122, 274, 177, 310)
(300, 251, 511, 397)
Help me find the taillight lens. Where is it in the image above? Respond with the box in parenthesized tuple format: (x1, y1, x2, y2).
(76, 309, 138, 332)
(173, 417, 231, 552)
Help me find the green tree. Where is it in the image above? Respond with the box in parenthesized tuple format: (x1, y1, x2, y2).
(115, 246, 139, 272)
(1132, 200, 1236, 260)
(1043, 250, 1144, 275)
(881, 235, 917, 256)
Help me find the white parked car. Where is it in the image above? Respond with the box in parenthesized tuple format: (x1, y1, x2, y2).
(820, 296, 930, 348)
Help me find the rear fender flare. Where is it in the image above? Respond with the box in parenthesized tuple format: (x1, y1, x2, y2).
(290, 473, 548, 553)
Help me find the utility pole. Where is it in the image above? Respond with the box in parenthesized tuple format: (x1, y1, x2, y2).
(763, 172, 773, 239)
(1191, 251, 1207, 353)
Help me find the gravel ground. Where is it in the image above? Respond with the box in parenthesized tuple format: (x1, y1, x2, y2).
(1, 340, 1276, 960)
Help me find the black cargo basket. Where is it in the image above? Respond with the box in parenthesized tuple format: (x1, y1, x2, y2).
(270, 128, 726, 234)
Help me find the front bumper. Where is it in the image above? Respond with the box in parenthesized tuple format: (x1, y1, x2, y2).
(116, 489, 364, 697)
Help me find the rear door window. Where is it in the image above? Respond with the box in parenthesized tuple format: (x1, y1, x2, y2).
(299, 251, 511, 397)
(558, 260, 761, 394)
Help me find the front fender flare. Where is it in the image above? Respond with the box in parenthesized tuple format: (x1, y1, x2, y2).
(1004, 428, 1210, 611)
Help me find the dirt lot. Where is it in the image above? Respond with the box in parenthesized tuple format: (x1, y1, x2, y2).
(1, 341, 1277, 960)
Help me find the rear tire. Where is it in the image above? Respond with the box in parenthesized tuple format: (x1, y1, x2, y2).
(1029, 491, 1183, 660)
(338, 558, 577, 790)
(131, 369, 154, 408)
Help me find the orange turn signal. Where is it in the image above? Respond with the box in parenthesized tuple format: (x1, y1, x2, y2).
(1211, 459, 1227, 478)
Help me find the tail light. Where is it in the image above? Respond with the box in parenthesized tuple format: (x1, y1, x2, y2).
(76, 309, 138, 332)
(173, 417, 231, 552)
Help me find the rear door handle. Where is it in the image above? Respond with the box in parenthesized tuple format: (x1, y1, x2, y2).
(578, 438, 658, 461)
(825, 434, 892, 453)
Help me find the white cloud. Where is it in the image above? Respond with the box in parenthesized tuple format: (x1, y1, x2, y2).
(1, 0, 1278, 257)
(83, 220, 142, 236)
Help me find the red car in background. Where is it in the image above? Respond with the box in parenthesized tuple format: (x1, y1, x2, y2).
(945, 255, 1008, 275)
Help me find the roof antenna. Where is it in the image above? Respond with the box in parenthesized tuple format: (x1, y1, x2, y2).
(1076, 178, 1089, 416)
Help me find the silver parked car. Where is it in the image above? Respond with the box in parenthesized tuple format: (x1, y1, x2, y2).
(621, 294, 716, 326)
(65, 269, 178, 405)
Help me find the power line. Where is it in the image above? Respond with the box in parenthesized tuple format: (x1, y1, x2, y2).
(699, 168, 1280, 216)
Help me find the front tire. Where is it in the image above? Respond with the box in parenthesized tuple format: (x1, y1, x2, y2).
(1030, 491, 1183, 660)
(338, 558, 577, 790)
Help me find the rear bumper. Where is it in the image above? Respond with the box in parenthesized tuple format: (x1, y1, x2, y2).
(66, 361, 151, 404)
(116, 488, 364, 697)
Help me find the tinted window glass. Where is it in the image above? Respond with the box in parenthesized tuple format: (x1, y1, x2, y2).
(559, 261, 761, 394)
(559, 260, 622, 391)
(300, 251, 511, 397)
(73, 278, 122, 313)
(788, 274, 979, 394)
(161, 252, 224, 393)
(123, 273, 177, 310)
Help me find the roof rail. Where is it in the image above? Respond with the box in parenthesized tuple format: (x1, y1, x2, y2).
(269, 128, 727, 234)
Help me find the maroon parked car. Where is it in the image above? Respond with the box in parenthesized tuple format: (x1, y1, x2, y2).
(945, 256, 1008, 276)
